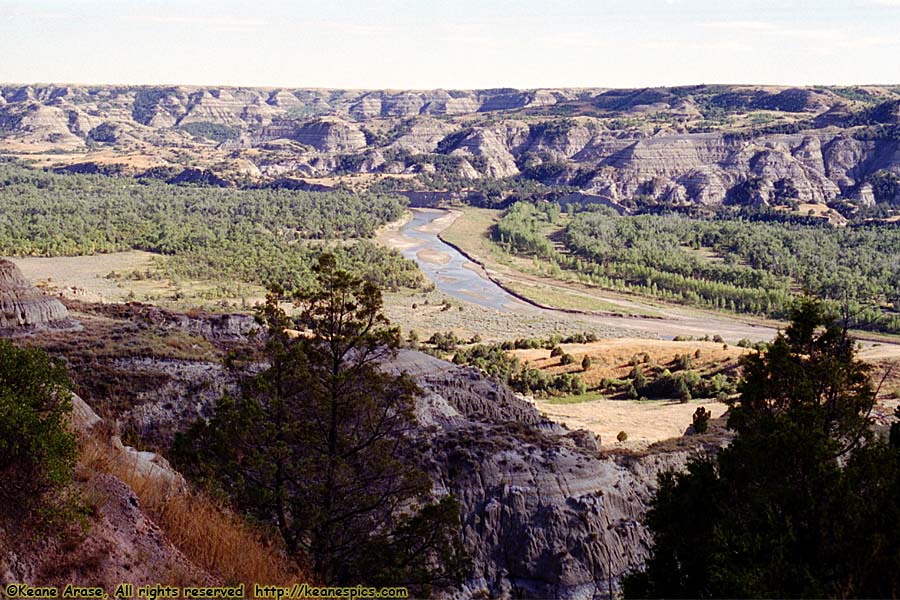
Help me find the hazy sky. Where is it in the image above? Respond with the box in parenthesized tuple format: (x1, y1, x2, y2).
(1, 0, 899, 89)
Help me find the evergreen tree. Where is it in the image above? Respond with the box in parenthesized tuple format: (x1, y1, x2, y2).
(624, 299, 900, 598)
(174, 254, 469, 592)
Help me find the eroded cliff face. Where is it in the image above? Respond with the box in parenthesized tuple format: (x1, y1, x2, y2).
(3, 84, 899, 210)
(0, 260, 73, 331)
(394, 350, 712, 599)
(588, 133, 858, 205)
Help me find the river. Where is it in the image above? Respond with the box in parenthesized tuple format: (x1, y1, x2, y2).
(397, 209, 537, 313)
(394, 209, 900, 355)
(395, 208, 791, 343)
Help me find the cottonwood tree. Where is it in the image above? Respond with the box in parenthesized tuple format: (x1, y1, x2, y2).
(174, 254, 468, 591)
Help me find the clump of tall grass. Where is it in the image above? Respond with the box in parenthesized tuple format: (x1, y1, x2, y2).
(79, 430, 305, 585)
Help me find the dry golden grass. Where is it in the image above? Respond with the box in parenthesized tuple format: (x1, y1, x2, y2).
(514, 338, 749, 388)
(79, 432, 304, 585)
(13, 253, 267, 311)
(515, 339, 746, 448)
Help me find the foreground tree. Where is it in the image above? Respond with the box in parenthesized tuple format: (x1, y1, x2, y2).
(173, 254, 468, 592)
(624, 299, 900, 598)
(0, 341, 77, 520)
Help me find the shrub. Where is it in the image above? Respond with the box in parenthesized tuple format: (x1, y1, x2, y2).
(428, 331, 462, 352)
(678, 378, 692, 403)
(581, 355, 592, 371)
(550, 346, 564, 357)
(513, 337, 542, 350)
(617, 431, 628, 442)
(562, 332, 599, 344)
(673, 353, 693, 371)
(0, 341, 78, 515)
(406, 330, 419, 348)
(560, 353, 576, 365)
(627, 366, 644, 389)
(692, 407, 711, 434)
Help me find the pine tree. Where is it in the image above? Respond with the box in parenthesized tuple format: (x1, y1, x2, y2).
(174, 254, 469, 591)
(624, 299, 900, 598)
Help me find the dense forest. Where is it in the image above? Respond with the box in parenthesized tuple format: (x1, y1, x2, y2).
(495, 201, 900, 333)
(0, 162, 422, 291)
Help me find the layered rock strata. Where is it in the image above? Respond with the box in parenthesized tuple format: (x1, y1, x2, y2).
(0, 260, 71, 331)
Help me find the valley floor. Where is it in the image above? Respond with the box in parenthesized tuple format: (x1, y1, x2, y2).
(379, 207, 900, 448)
(430, 206, 900, 353)
(11, 209, 900, 450)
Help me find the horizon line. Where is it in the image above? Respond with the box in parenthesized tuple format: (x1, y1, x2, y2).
(3, 81, 900, 92)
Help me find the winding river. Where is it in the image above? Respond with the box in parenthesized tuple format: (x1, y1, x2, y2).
(397, 209, 537, 313)
(394, 209, 793, 344)
(390, 209, 900, 359)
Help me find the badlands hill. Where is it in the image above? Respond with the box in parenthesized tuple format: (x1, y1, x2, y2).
(2, 84, 900, 209)
(0, 286, 713, 599)
(0, 259, 72, 331)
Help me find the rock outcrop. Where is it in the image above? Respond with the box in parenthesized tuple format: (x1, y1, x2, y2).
(257, 117, 366, 152)
(77, 335, 712, 599)
(393, 350, 712, 599)
(0, 260, 72, 331)
(3, 84, 900, 210)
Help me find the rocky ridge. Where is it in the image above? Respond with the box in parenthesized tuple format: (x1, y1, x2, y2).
(22, 307, 712, 599)
(395, 350, 716, 599)
(3, 84, 900, 210)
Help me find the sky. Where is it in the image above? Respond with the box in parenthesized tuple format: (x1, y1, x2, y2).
(1, 0, 899, 89)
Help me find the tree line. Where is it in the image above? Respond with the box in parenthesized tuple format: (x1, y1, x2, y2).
(0, 161, 421, 291)
(493, 201, 900, 333)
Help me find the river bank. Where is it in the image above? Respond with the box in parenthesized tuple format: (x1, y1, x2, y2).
(381, 208, 900, 363)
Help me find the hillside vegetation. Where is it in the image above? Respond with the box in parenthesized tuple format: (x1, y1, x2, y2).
(625, 301, 900, 598)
